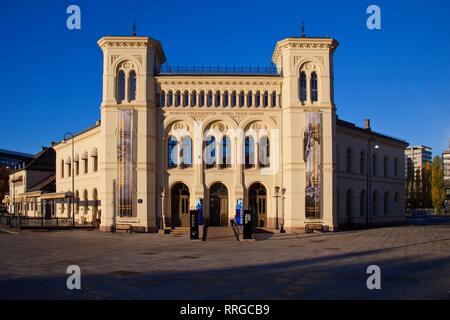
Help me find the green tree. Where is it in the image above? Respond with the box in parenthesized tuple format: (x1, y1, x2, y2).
(431, 156, 446, 214)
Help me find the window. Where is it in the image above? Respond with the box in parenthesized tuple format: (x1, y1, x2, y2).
(181, 136, 192, 168)
(372, 154, 377, 176)
(191, 91, 197, 107)
(247, 91, 253, 107)
(215, 91, 221, 107)
(221, 136, 231, 168)
(259, 136, 270, 168)
(200, 91, 205, 107)
(272, 91, 277, 107)
(183, 91, 189, 106)
(67, 161, 72, 177)
(223, 91, 229, 107)
(207, 91, 213, 107)
(175, 91, 181, 107)
(360, 190, 366, 216)
(263, 91, 268, 107)
(384, 191, 389, 215)
(310, 72, 318, 102)
(299, 71, 307, 102)
(232, 91, 237, 107)
(255, 91, 261, 107)
(205, 136, 216, 169)
(360, 151, 365, 174)
(346, 189, 353, 220)
(394, 192, 399, 203)
(117, 70, 125, 102)
(93, 156, 98, 172)
(84, 158, 88, 174)
(168, 136, 178, 168)
(128, 70, 136, 101)
(168, 91, 173, 107)
(61, 160, 64, 178)
(372, 191, 378, 215)
(239, 91, 245, 107)
(346, 148, 352, 173)
(384, 156, 388, 177)
(394, 158, 398, 177)
(75, 160, 79, 176)
(161, 91, 166, 107)
(245, 136, 255, 168)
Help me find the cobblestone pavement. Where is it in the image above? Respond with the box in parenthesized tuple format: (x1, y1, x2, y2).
(1, 221, 450, 300)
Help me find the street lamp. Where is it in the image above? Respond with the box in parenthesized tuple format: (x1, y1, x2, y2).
(63, 132, 75, 228)
(274, 186, 286, 233)
(366, 140, 380, 228)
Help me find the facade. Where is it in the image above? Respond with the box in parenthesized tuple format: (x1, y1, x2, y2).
(0, 149, 34, 170)
(46, 32, 407, 232)
(405, 145, 432, 178)
(8, 147, 56, 216)
(443, 139, 450, 206)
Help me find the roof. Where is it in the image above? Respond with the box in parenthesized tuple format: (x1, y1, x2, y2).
(0, 148, 34, 159)
(23, 147, 55, 172)
(52, 121, 101, 147)
(28, 174, 56, 193)
(337, 119, 408, 146)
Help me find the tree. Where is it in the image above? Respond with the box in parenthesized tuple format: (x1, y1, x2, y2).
(422, 162, 432, 208)
(431, 156, 446, 214)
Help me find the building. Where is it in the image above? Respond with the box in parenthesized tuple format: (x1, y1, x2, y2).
(8, 147, 56, 216)
(40, 31, 406, 232)
(0, 149, 34, 170)
(443, 139, 450, 208)
(405, 145, 432, 177)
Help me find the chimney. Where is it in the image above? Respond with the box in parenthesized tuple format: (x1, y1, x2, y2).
(363, 119, 371, 130)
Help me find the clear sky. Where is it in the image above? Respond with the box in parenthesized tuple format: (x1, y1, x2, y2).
(0, 0, 449, 156)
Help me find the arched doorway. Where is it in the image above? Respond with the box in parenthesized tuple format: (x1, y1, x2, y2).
(248, 183, 267, 227)
(209, 183, 228, 226)
(171, 183, 190, 228)
(92, 188, 99, 228)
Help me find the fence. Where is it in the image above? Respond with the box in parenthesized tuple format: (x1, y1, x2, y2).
(160, 65, 280, 75)
(0, 214, 75, 229)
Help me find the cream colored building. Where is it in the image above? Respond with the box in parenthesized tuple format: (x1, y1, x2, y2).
(49, 32, 407, 232)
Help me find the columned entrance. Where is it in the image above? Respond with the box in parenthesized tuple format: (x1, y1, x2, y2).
(171, 183, 190, 228)
(248, 183, 267, 227)
(209, 183, 228, 226)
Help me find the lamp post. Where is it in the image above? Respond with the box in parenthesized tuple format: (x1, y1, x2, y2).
(280, 188, 286, 233)
(63, 132, 75, 228)
(274, 186, 286, 232)
(366, 140, 379, 228)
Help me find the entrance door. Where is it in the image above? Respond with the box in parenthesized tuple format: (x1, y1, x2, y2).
(248, 183, 267, 227)
(171, 183, 190, 228)
(209, 183, 228, 226)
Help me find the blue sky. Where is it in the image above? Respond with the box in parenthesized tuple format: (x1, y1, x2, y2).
(0, 0, 449, 155)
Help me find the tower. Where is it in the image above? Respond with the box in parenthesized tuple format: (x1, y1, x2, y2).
(97, 36, 166, 232)
(272, 34, 339, 230)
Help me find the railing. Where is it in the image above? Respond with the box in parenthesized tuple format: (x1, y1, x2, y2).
(0, 214, 92, 229)
(160, 65, 280, 75)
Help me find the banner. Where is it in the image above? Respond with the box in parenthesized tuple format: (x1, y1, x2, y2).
(117, 109, 134, 217)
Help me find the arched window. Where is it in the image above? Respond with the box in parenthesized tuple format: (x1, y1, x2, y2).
(231, 91, 237, 107)
(61, 160, 64, 178)
(239, 91, 245, 107)
(372, 191, 378, 215)
(83, 189, 88, 212)
(259, 136, 270, 168)
(175, 91, 181, 107)
(360, 190, 366, 216)
(117, 70, 125, 102)
(168, 136, 178, 168)
(394, 158, 399, 177)
(372, 153, 377, 176)
(191, 90, 197, 107)
(75, 190, 79, 214)
(205, 136, 216, 169)
(199, 91, 205, 107)
(310, 72, 318, 102)
(263, 91, 269, 107)
(299, 71, 307, 102)
(394, 192, 399, 203)
(128, 70, 136, 101)
(215, 91, 221, 107)
(346, 148, 352, 173)
(360, 151, 365, 174)
(221, 136, 231, 168)
(75, 158, 80, 176)
(245, 136, 255, 168)
(181, 136, 192, 168)
(161, 90, 166, 107)
(346, 189, 353, 222)
(384, 191, 389, 215)
(247, 91, 253, 107)
(183, 91, 189, 107)
(272, 91, 277, 107)
(384, 156, 388, 177)
(255, 91, 261, 107)
(207, 91, 213, 107)
(168, 91, 173, 107)
(223, 91, 229, 107)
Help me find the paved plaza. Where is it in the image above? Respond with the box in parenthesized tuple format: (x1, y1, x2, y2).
(1, 218, 450, 299)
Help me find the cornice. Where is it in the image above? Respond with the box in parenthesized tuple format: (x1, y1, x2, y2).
(272, 37, 338, 65)
(97, 36, 166, 63)
(156, 78, 282, 87)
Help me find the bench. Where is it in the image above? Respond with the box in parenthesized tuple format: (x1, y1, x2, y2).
(305, 223, 324, 233)
(115, 223, 132, 233)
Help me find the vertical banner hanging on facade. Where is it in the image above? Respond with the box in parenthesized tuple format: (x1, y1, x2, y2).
(117, 109, 134, 217)
(304, 112, 322, 219)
